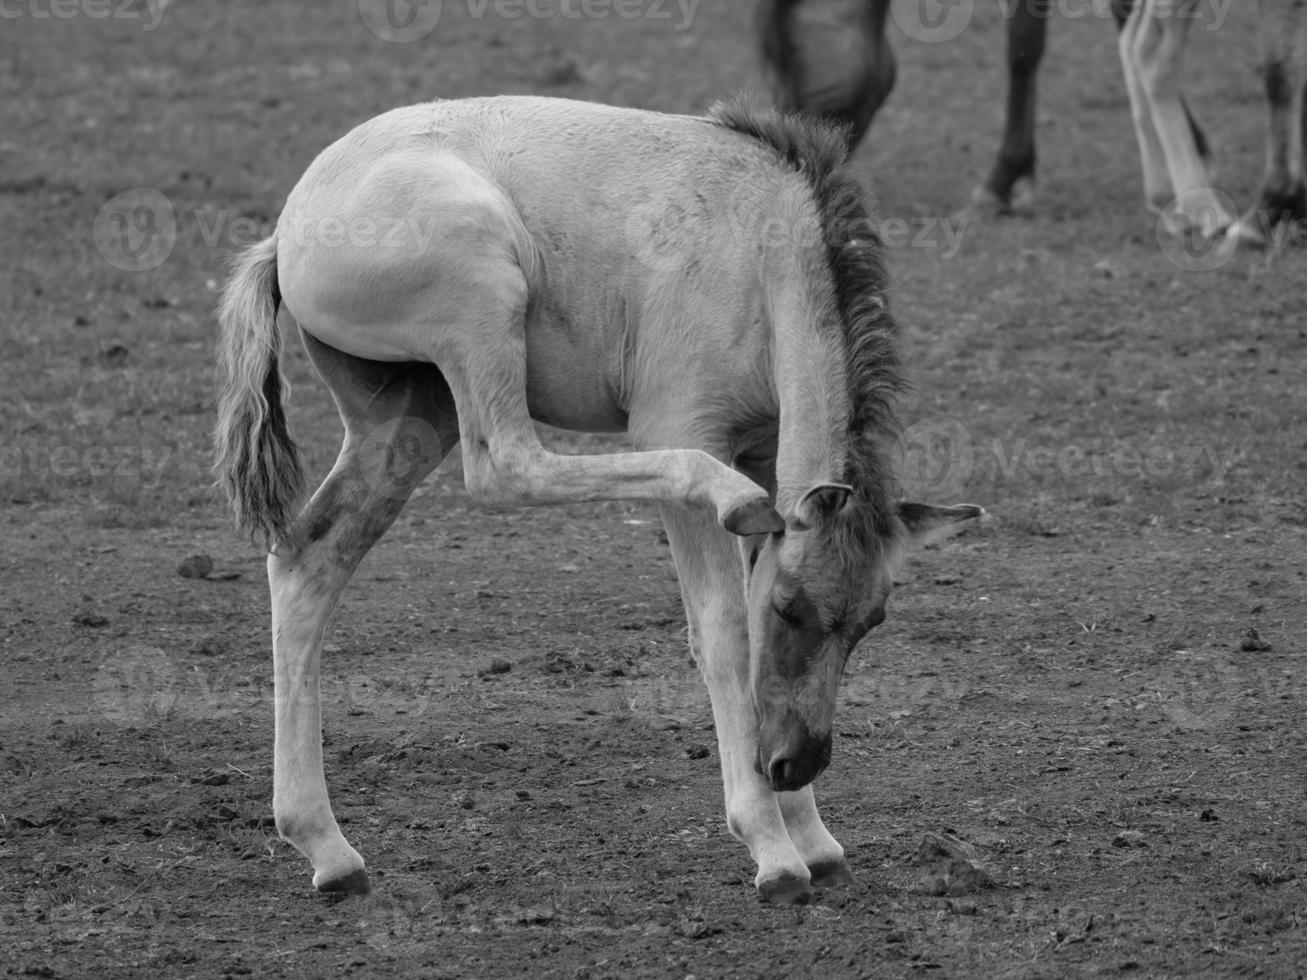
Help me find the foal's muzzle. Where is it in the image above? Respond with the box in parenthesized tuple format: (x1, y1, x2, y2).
(757, 714, 832, 793)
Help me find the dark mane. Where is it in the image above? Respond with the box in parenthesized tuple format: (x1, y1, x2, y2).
(709, 98, 906, 527)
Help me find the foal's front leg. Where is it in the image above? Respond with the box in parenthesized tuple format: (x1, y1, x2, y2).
(777, 786, 856, 888)
(659, 504, 819, 904)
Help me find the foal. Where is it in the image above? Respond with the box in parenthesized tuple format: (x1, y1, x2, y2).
(215, 96, 980, 905)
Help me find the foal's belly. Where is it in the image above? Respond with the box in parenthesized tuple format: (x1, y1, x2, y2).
(522, 314, 629, 434)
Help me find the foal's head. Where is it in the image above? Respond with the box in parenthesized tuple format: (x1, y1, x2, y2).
(746, 490, 980, 791)
(706, 98, 983, 789)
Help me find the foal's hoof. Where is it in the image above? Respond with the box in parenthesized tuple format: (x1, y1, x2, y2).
(757, 871, 813, 906)
(808, 859, 856, 890)
(723, 498, 785, 537)
(315, 867, 371, 896)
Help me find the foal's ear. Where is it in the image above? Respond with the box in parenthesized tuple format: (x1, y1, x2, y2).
(790, 483, 853, 531)
(896, 502, 985, 547)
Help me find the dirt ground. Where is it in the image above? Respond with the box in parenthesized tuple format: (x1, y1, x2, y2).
(2, 1, 1305, 977)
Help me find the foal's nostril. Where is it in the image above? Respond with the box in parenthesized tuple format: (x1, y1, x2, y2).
(766, 747, 819, 792)
(768, 756, 794, 790)
(762, 726, 833, 792)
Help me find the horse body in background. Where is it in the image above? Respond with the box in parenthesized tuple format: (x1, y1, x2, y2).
(759, 0, 1056, 212)
(214, 96, 980, 905)
(760, 0, 1307, 246)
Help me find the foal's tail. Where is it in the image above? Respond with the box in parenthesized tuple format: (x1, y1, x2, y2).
(213, 234, 304, 549)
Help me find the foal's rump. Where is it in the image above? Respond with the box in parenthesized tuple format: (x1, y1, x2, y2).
(275, 120, 536, 365)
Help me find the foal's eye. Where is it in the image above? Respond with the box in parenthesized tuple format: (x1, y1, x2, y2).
(772, 602, 800, 626)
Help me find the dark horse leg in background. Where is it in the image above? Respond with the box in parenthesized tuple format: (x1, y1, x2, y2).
(970, 0, 1050, 211)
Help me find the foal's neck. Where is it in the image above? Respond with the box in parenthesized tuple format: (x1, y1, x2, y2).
(770, 296, 853, 518)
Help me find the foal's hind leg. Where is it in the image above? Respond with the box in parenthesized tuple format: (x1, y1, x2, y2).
(1228, 0, 1307, 246)
(270, 335, 457, 894)
(432, 267, 780, 533)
